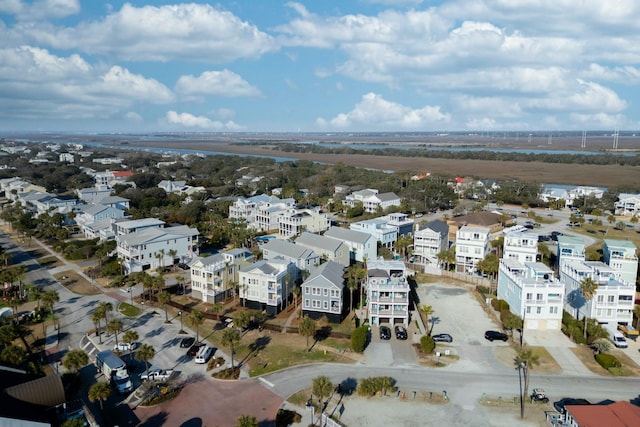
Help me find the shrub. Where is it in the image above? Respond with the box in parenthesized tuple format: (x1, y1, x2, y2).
(476, 285, 491, 296)
(490, 299, 509, 312)
(420, 335, 435, 354)
(276, 409, 302, 427)
(351, 325, 369, 353)
(595, 353, 621, 370)
(357, 376, 396, 396)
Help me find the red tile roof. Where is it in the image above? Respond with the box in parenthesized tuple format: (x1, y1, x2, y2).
(567, 401, 640, 427)
(112, 171, 133, 177)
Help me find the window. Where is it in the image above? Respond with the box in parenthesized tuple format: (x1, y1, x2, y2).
(549, 306, 558, 314)
(536, 293, 543, 301)
(323, 301, 328, 309)
(305, 287, 309, 295)
(597, 295, 604, 303)
(304, 299, 310, 307)
(526, 293, 532, 300)
(607, 295, 615, 303)
(536, 307, 542, 314)
(526, 307, 531, 314)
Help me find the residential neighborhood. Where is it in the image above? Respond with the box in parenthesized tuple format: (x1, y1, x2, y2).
(0, 140, 639, 427)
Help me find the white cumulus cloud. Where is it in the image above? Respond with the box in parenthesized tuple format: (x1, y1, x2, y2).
(165, 111, 242, 130)
(175, 70, 260, 98)
(317, 92, 450, 130)
(0, 0, 80, 21)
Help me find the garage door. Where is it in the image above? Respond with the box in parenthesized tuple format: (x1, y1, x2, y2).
(526, 319, 539, 330)
(547, 320, 559, 330)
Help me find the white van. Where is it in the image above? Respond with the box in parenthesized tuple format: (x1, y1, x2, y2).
(194, 345, 213, 364)
(605, 324, 628, 348)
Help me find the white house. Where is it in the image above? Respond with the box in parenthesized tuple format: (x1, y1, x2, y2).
(603, 239, 638, 286)
(76, 186, 112, 204)
(350, 218, 397, 248)
(294, 232, 350, 267)
(455, 226, 490, 274)
(278, 206, 330, 238)
(116, 225, 199, 274)
(503, 231, 538, 264)
(158, 180, 186, 194)
(561, 260, 634, 326)
(344, 188, 378, 207)
(229, 194, 295, 231)
(413, 220, 449, 265)
(323, 226, 377, 263)
(366, 259, 410, 326)
(92, 170, 133, 187)
(557, 235, 586, 275)
(615, 193, 640, 216)
(191, 249, 253, 304)
(302, 261, 346, 323)
(363, 192, 401, 213)
(113, 218, 165, 237)
(497, 260, 564, 330)
(239, 258, 296, 315)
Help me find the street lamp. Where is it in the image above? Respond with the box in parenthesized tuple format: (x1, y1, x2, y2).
(178, 311, 183, 334)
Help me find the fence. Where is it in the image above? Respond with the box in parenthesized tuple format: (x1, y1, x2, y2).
(440, 270, 493, 288)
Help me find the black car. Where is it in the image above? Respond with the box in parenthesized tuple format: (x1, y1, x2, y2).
(180, 337, 195, 348)
(553, 398, 590, 414)
(379, 325, 391, 340)
(186, 343, 203, 357)
(432, 333, 453, 343)
(484, 330, 508, 342)
(394, 325, 407, 340)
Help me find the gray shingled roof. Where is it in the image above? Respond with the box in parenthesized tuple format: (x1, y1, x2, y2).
(425, 219, 449, 236)
(376, 192, 400, 202)
(304, 261, 345, 289)
(262, 239, 317, 260)
(118, 225, 198, 246)
(295, 232, 343, 252)
(324, 226, 371, 245)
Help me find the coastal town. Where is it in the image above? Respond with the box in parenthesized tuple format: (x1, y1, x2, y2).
(0, 139, 639, 426)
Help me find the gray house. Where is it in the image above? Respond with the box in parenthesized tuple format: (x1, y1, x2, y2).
(301, 261, 346, 323)
(261, 239, 320, 279)
(294, 232, 350, 267)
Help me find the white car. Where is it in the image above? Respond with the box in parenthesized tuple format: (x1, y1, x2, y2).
(114, 342, 137, 352)
(140, 369, 174, 382)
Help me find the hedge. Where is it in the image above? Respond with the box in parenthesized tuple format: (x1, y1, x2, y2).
(351, 325, 369, 353)
(595, 353, 621, 370)
(491, 298, 509, 312)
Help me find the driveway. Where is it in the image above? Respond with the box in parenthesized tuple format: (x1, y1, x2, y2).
(415, 282, 513, 374)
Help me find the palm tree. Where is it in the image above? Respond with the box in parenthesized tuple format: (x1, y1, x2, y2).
(31, 287, 42, 310)
(41, 289, 59, 327)
(88, 381, 111, 413)
(91, 311, 103, 344)
(299, 315, 316, 351)
(168, 249, 178, 270)
(187, 310, 205, 343)
(1, 345, 26, 365)
(135, 343, 155, 378)
(158, 291, 172, 323)
(292, 286, 301, 311)
(347, 276, 358, 315)
(62, 349, 89, 373)
(175, 275, 185, 294)
(221, 328, 241, 369)
(235, 415, 258, 427)
(312, 375, 333, 413)
(122, 329, 139, 362)
(634, 305, 640, 329)
(580, 277, 598, 340)
(97, 301, 113, 333)
(106, 319, 124, 348)
(591, 338, 611, 355)
(515, 346, 540, 417)
(420, 305, 435, 335)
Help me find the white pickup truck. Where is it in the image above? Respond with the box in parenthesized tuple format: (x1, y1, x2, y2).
(140, 369, 174, 382)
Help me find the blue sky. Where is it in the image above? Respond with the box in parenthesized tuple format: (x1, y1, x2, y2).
(0, 0, 639, 133)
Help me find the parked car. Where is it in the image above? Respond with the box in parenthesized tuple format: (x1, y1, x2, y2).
(178, 262, 190, 270)
(394, 325, 408, 340)
(114, 342, 137, 352)
(432, 333, 453, 343)
(530, 388, 549, 403)
(187, 343, 204, 357)
(141, 369, 174, 382)
(379, 325, 391, 340)
(553, 398, 590, 414)
(484, 330, 508, 342)
(180, 337, 195, 348)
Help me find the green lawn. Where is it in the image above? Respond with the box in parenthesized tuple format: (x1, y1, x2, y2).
(118, 302, 141, 317)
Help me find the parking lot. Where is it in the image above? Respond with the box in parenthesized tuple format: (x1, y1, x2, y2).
(414, 280, 515, 373)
